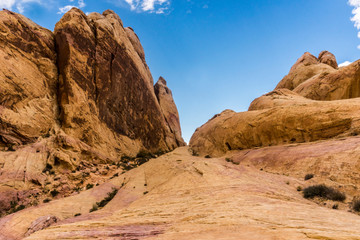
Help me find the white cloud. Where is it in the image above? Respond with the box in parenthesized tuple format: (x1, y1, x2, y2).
(0, 0, 16, 9)
(349, 0, 360, 50)
(58, 5, 75, 14)
(338, 61, 352, 67)
(123, 0, 170, 14)
(58, 0, 85, 14)
(0, 0, 41, 13)
(78, 0, 85, 8)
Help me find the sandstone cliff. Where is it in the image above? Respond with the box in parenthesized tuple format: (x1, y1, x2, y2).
(189, 51, 360, 157)
(0, 8, 184, 216)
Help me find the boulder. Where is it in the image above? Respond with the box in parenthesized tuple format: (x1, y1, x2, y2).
(275, 52, 335, 90)
(318, 50, 338, 69)
(190, 94, 360, 157)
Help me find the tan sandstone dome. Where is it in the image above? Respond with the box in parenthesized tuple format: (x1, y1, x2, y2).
(189, 51, 360, 157)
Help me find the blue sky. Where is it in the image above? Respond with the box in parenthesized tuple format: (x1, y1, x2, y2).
(1, 0, 360, 142)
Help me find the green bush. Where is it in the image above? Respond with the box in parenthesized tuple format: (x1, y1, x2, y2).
(352, 199, 360, 212)
(304, 174, 314, 181)
(13, 205, 25, 212)
(90, 188, 119, 213)
(89, 204, 98, 212)
(50, 189, 59, 197)
(303, 184, 346, 201)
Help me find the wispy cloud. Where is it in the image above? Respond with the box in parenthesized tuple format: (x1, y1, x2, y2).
(58, 0, 85, 14)
(0, 0, 41, 13)
(123, 0, 170, 14)
(339, 61, 352, 67)
(349, 0, 360, 49)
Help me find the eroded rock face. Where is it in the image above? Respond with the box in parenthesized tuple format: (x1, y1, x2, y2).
(190, 96, 360, 157)
(275, 52, 336, 91)
(275, 51, 360, 101)
(154, 77, 186, 146)
(0, 8, 184, 216)
(293, 60, 360, 100)
(55, 8, 179, 156)
(0, 10, 58, 148)
(318, 50, 338, 69)
(25, 215, 59, 236)
(190, 51, 360, 157)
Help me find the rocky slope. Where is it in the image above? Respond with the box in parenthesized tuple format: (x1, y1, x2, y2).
(0, 8, 184, 216)
(2, 147, 360, 239)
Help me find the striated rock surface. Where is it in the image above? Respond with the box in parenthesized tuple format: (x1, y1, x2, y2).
(0, 8, 184, 216)
(55, 8, 178, 156)
(0, 147, 360, 240)
(155, 77, 186, 146)
(190, 51, 360, 157)
(275, 52, 336, 91)
(275, 51, 360, 101)
(0, 10, 58, 148)
(318, 50, 338, 69)
(293, 60, 360, 100)
(190, 97, 360, 157)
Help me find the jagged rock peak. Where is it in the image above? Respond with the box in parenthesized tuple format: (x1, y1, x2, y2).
(289, 52, 319, 72)
(276, 51, 336, 90)
(318, 50, 338, 69)
(155, 77, 186, 146)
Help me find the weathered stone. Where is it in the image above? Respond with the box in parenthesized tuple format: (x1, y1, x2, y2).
(55, 8, 179, 157)
(0, 10, 58, 148)
(25, 215, 59, 236)
(275, 52, 335, 90)
(0, 8, 184, 217)
(154, 77, 186, 146)
(318, 50, 338, 69)
(190, 91, 360, 157)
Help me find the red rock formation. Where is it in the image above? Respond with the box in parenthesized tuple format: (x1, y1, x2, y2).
(55, 8, 180, 156)
(318, 50, 338, 69)
(190, 51, 360, 157)
(0, 8, 185, 216)
(154, 77, 186, 146)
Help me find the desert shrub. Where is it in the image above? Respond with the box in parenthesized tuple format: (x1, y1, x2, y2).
(204, 155, 211, 158)
(352, 199, 360, 212)
(332, 204, 339, 210)
(297, 186, 302, 192)
(110, 173, 119, 179)
(96, 188, 118, 208)
(10, 201, 17, 209)
(304, 174, 314, 181)
(143, 191, 149, 195)
(43, 198, 51, 203)
(74, 213, 81, 217)
(89, 204, 98, 213)
(86, 183, 94, 190)
(303, 184, 346, 201)
(225, 158, 231, 162)
(136, 150, 154, 160)
(13, 205, 25, 212)
(136, 158, 149, 166)
(50, 189, 59, 197)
